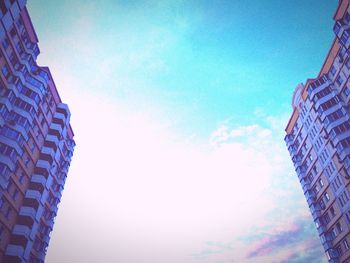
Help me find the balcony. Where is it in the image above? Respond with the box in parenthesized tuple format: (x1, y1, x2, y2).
(56, 174, 66, 186)
(308, 76, 331, 98)
(31, 174, 47, 188)
(53, 111, 66, 125)
(5, 244, 24, 262)
(338, 146, 350, 162)
(56, 103, 70, 117)
(292, 154, 303, 169)
(314, 92, 337, 109)
(35, 159, 51, 175)
(320, 104, 343, 121)
(0, 134, 23, 156)
(19, 206, 37, 221)
(0, 154, 16, 173)
(67, 139, 75, 148)
(0, 96, 13, 109)
(326, 246, 341, 262)
(12, 106, 34, 124)
(43, 237, 50, 247)
(285, 134, 294, 145)
(41, 146, 55, 161)
(301, 180, 310, 193)
(296, 164, 307, 178)
(18, 94, 38, 113)
(317, 225, 327, 235)
(45, 134, 59, 150)
(49, 123, 63, 136)
(332, 130, 350, 146)
(24, 76, 46, 95)
(25, 189, 42, 204)
(305, 190, 315, 205)
(51, 187, 62, 199)
(50, 204, 58, 216)
(333, 20, 349, 36)
(340, 30, 350, 47)
(325, 115, 349, 134)
(44, 218, 55, 229)
(309, 203, 321, 218)
(12, 224, 32, 239)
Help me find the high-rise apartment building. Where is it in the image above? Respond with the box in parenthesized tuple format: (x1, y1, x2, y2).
(0, 1, 75, 262)
(285, 0, 350, 262)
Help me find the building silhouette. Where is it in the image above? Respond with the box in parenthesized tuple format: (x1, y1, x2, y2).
(0, 1, 75, 262)
(285, 0, 350, 262)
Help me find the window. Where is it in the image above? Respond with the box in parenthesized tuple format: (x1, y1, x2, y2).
(346, 210, 350, 224)
(320, 199, 326, 210)
(309, 154, 313, 162)
(337, 222, 343, 233)
(310, 126, 318, 140)
(319, 178, 324, 188)
(337, 244, 343, 256)
(19, 173, 25, 184)
(308, 173, 314, 182)
(339, 190, 349, 207)
(1, 64, 9, 78)
(33, 126, 40, 139)
(24, 154, 30, 167)
(0, 163, 10, 179)
(336, 75, 343, 85)
(29, 138, 36, 153)
(12, 189, 19, 201)
(1, 38, 9, 51)
(332, 175, 344, 192)
(323, 212, 331, 224)
(341, 31, 349, 46)
(331, 227, 338, 239)
(344, 86, 350, 97)
(324, 192, 330, 203)
(330, 206, 336, 218)
(325, 162, 336, 178)
(344, 239, 350, 251)
(330, 65, 337, 76)
(5, 206, 11, 219)
(40, 117, 46, 127)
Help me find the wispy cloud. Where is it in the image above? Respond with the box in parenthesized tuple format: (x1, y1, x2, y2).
(191, 117, 325, 263)
(246, 218, 322, 260)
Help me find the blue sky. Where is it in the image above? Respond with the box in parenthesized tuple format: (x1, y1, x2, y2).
(28, 1, 337, 262)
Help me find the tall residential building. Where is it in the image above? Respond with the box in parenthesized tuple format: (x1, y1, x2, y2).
(285, 0, 350, 262)
(0, 1, 75, 263)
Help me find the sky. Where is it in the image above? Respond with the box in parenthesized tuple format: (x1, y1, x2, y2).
(26, 0, 338, 262)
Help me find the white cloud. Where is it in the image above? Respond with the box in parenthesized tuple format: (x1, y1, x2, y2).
(28, 2, 321, 262)
(42, 89, 316, 263)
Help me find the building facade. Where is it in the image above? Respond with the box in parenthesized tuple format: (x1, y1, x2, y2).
(0, 1, 75, 263)
(285, 0, 350, 262)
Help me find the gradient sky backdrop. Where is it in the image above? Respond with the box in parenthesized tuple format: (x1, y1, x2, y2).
(27, 1, 337, 262)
